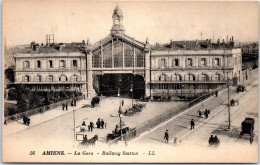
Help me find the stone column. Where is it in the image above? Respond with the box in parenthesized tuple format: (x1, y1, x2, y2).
(144, 47, 151, 97)
(86, 51, 96, 98)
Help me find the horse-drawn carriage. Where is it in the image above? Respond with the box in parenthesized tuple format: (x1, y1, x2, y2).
(240, 118, 255, 142)
(106, 124, 130, 142)
(76, 132, 98, 147)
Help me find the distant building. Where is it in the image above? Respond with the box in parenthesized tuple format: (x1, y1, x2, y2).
(13, 5, 242, 99)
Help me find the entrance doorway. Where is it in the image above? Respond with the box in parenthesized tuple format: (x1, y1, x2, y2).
(94, 74, 145, 99)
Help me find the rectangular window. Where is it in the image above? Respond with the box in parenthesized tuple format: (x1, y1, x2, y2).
(60, 60, 66, 68)
(215, 58, 220, 66)
(37, 60, 41, 68)
(174, 59, 179, 67)
(201, 58, 206, 66)
(161, 59, 166, 67)
(187, 58, 192, 66)
(73, 60, 78, 68)
(49, 60, 53, 68)
(25, 61, 30, 68)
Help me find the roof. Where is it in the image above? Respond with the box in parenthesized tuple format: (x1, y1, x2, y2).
(15, 43, 86, 54)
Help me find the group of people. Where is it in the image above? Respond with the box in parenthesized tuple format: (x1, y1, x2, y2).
(81, 118, 106, 132)
(62, 99, 77, 111)
(62, 103, 68, 111)
(96, 118, 106, 129)
(82, 121, 95, 132)
(208, 135, 220, 146)
(198, 108, 210, 119)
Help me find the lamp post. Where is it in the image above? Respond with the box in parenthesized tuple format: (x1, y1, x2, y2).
(72, 94, 76, 147)
(227, 79, 231, 129)
(130, 84, 133, 107)
(119, 113, 123, 141)
(181, 84, 185, 97)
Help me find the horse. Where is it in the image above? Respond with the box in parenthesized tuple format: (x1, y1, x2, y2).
(92, 97, 100, 106)
(86, 135, 98, 146)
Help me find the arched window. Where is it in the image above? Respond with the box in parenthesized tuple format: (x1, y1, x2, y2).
(36, 75, 42, 82)
(175, 74, 182, 81)
(188, 74, 196, 81)
(49, 75, 53, 82)
(215, 74, 220, 81)
(72, 75, 77, 82)
(135, 49, 144, 67)
(24, 75, 30, 82)
(201, 73, 209, 81)
(124, 43, 134, 67)
(92, 50, 101, 68)
(59, 75, 68, 82)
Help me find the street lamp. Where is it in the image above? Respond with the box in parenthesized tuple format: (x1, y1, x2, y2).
(181, 84, 185, 97)
(119, 113, 123, 141)
(130, 84, 133, 107)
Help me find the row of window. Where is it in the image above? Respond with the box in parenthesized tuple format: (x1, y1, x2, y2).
(24, 60, 78, 69)
(157, 73, 221, 81)
(158, 58, 221, 68)
(23, 75, 78, 82)
(34, 84, 82, 90)
(152, 83, 219, 90)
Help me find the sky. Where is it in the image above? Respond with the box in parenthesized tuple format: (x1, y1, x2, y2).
(3, 0, 259, 46)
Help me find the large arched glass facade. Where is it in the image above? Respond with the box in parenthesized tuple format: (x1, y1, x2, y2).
(92, 38, 144, 69)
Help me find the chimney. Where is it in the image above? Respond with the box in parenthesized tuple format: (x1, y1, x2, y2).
(58, 43, 65, 51)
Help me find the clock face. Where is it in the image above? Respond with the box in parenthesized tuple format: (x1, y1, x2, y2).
(114, 19, 119, 25)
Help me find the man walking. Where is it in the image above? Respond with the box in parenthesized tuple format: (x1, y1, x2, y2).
(215, 90, 218, 97)
(190, 119, 195, 130)
(90, 121, 94, 132)
(65, 103, 68, 111)
(62, 103, 65, 111)
(164, 130, 169, 143)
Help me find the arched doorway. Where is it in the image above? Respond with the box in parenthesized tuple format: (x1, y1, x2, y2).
(94, 74, 145, 99)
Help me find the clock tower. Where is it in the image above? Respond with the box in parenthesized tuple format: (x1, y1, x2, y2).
(111, 5, 125, 35)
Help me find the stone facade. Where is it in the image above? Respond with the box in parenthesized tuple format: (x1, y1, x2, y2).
(13, 6, 242, 99)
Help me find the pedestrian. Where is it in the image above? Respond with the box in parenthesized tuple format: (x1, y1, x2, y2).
(204, 110, 208, 119)
(62, 103, 65, 111)
(96, 118, 100, 128)
(198, 108, 202, 117)
(190, 119, 195, 130)
(101, 119, 104, 129)
(65, 103, 68, 111)
(250, 136, 253, 144)
(90, 121, 94, 132)
(122, 99, 124, 106)
(208, 135, 214, 145)
(215, 90, 218, 97)
(164, 130, 169, 143)
(83, 135, 87, 143)
(213, 136, 220, 146)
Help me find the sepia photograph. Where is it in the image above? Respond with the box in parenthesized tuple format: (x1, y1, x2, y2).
(2, 0, 259, 163)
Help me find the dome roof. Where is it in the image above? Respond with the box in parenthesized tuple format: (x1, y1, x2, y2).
(113, 5, 123, 18)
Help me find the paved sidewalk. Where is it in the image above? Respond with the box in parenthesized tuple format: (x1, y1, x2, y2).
(3, 98, 91, 136)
